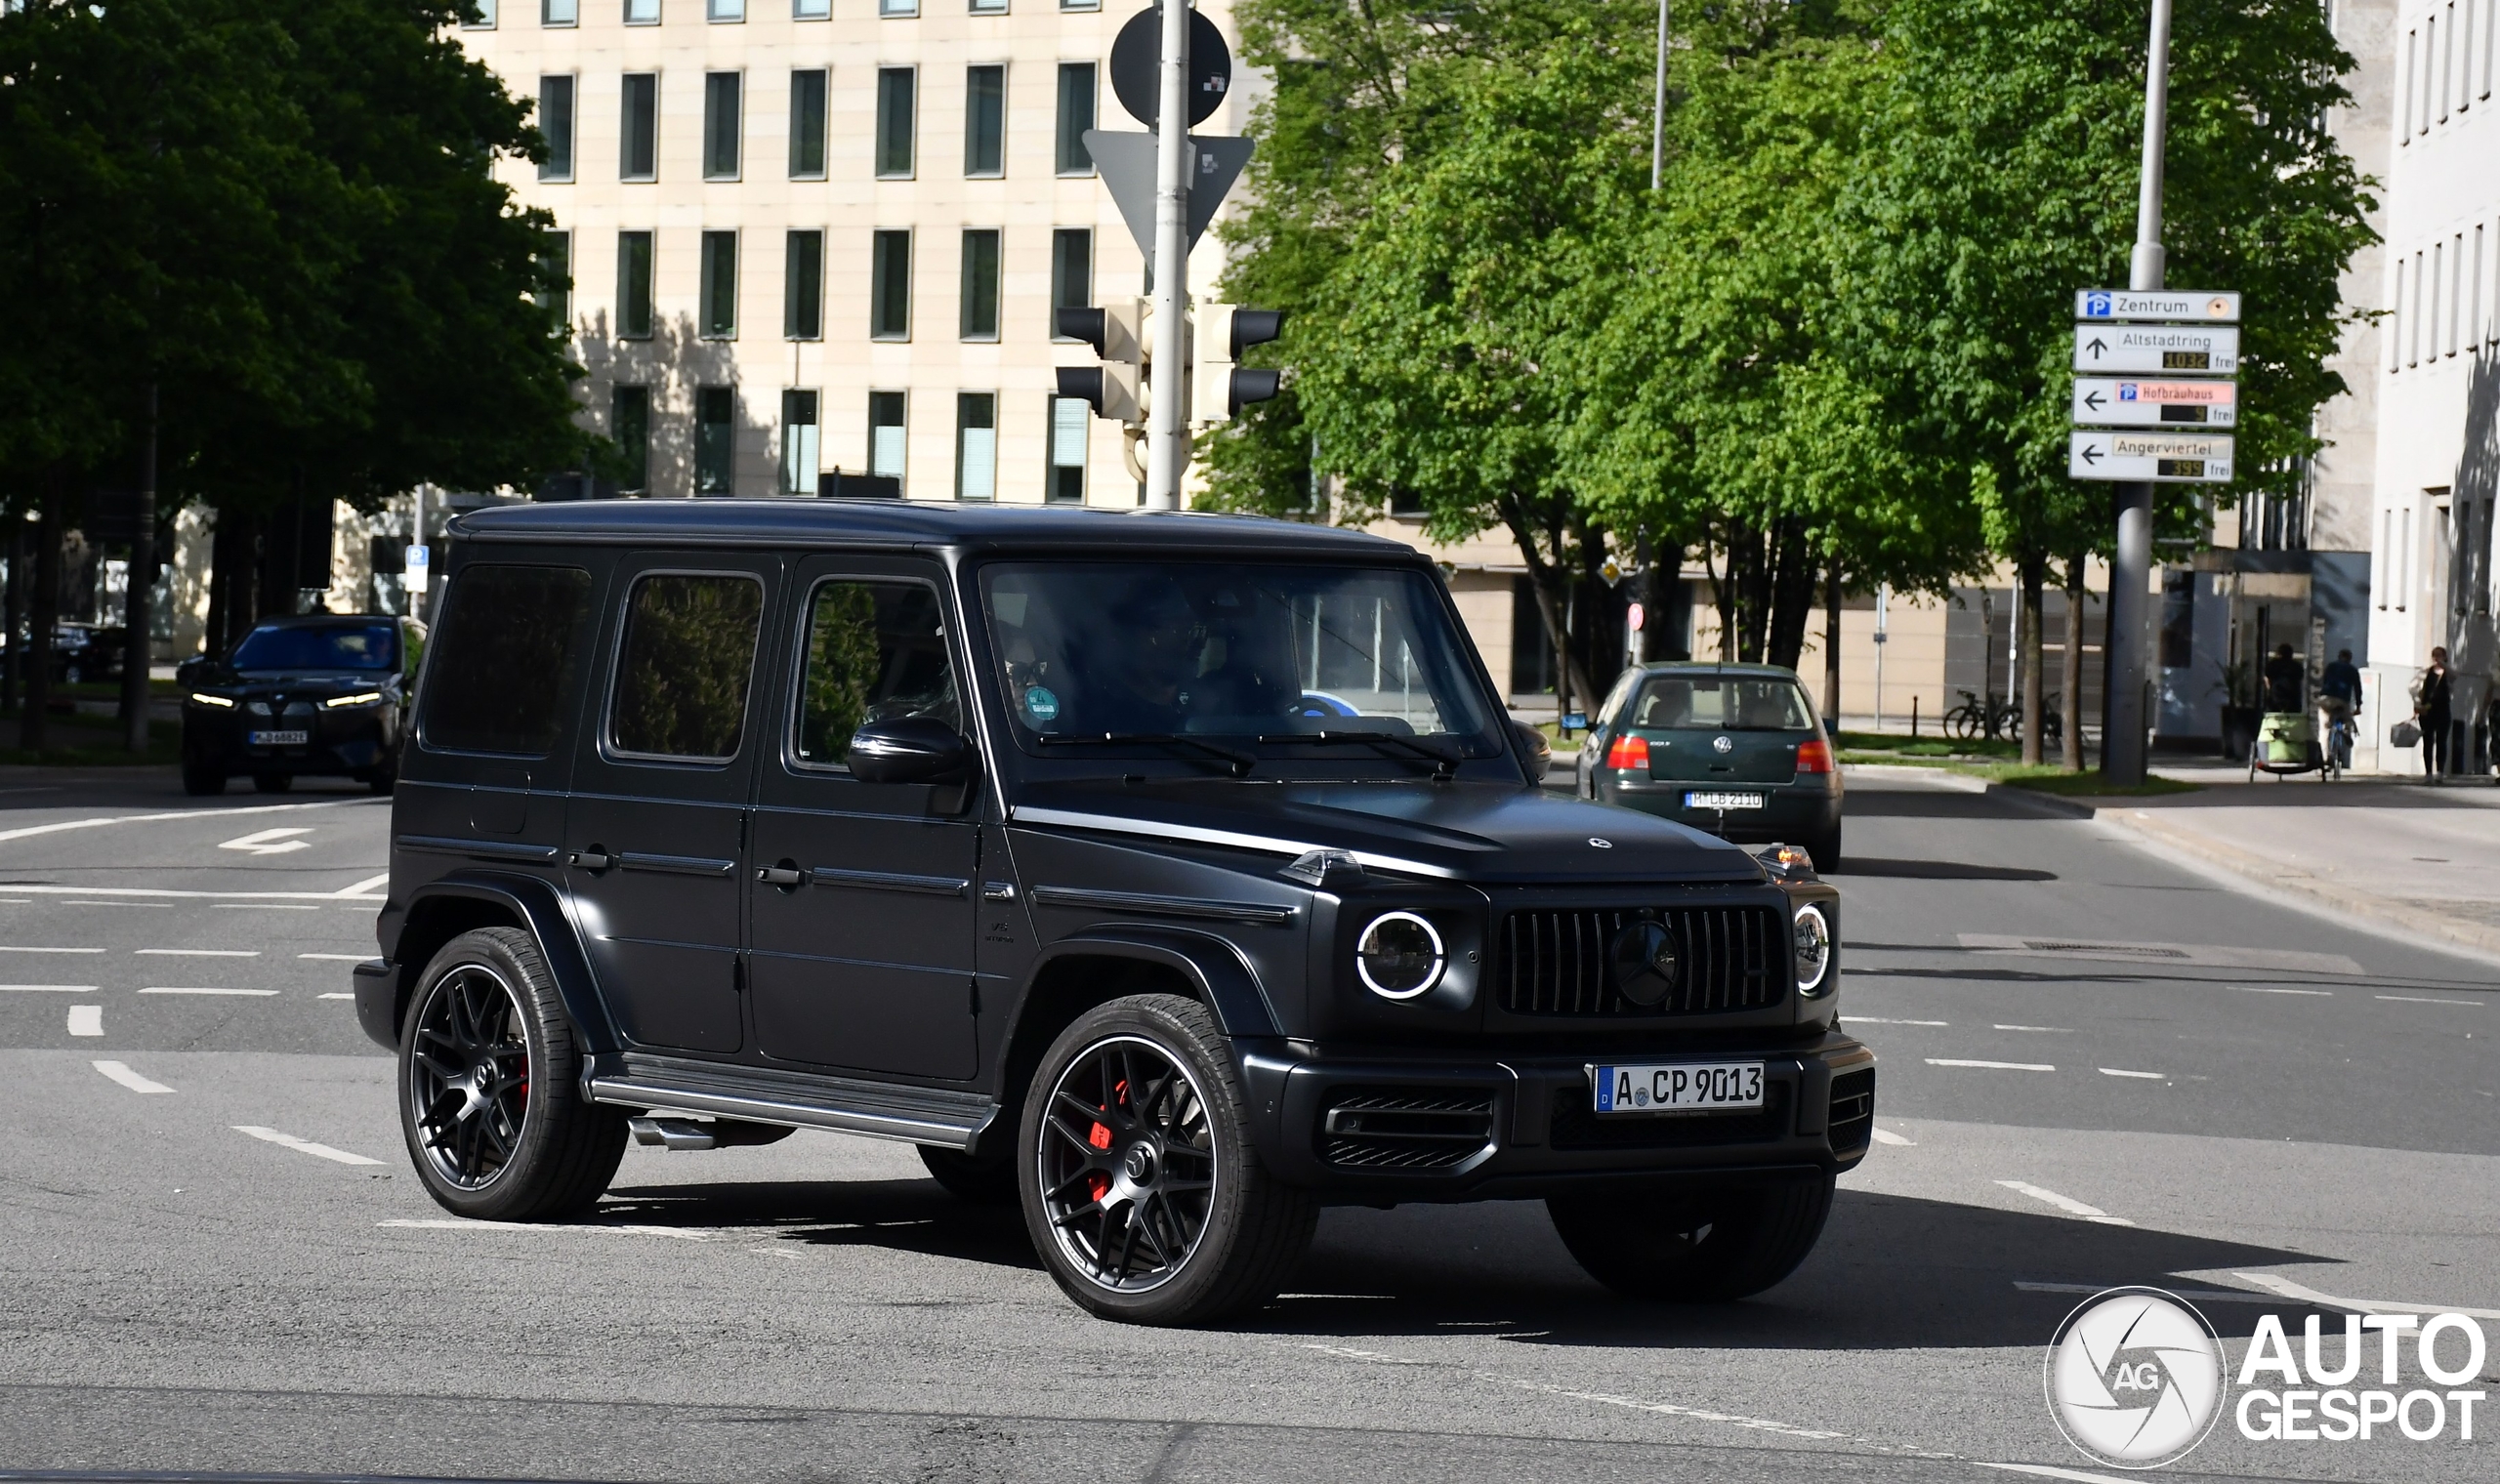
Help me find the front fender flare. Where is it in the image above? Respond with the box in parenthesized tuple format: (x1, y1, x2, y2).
(369, 871, 619, 1056)
(1026, 926, 1281, 1039)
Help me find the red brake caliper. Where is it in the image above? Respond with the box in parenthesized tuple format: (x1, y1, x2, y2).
(1085, 1078, 1130, 1203)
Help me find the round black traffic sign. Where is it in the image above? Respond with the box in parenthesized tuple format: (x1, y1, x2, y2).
(1109, 5, 1232, 129)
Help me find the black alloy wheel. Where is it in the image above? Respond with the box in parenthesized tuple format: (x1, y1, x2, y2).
(1548, 1173, 1835, 1302)
(397, 928, 625, 1220)
(1020, 996, 1315, 1325)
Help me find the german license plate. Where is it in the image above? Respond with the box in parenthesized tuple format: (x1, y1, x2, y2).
(1590, 1061, 1767, 1115)
(1685, 790, 1766, 810)
(248, 729, 310, 747)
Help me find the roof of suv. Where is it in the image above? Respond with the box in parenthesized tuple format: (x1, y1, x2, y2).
(453, 498, 1415, 556)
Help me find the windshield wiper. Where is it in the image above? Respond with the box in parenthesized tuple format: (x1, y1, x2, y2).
(1257, 730, 1461, 780)
(1036, 732, 1257, 777)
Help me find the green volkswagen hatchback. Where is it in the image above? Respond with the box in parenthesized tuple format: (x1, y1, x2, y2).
(1575, 663, 1844, 870)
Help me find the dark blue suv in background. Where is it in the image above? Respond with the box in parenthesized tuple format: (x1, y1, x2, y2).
(179, 613, 426, 796)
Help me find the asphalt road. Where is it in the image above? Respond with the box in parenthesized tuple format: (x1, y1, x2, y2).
(0, 766, 2493, 1484)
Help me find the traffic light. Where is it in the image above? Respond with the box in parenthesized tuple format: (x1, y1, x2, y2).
(1189, 305, 1285, 424)
(1055, 300, 1147, 424)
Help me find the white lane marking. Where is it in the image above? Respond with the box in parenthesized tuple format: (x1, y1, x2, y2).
(93, 1060, 173, 1094)
(219, 827, 312, 855)
(0, 885, 386, 903)
(141, 986, 279, 997)
(317, 992, 354, 1000)
(0, 946, 104, 954)
(2375, 994, 2483, 1006)
(135, 948, 260, 957)
(1, 984, 100, 993)
(2237, 985, 2332, 996)
(298, 953, 372, 962)
(2232, 1271, 2500, 1321)
(1996, 1180, 2135, 1226)
(376, 1217, 707, 1241)
(1850, 1016, 1949, 1026)
(233, 1126, 383, 1166)
(338, 873, 390, 896)
(2100, 1067, 2167, 1080)
(1993, 1024, 2072, 1033)
(2015, 1281, 2282, 1304)
(213, 904, 321, 911)
(1870, 1127, 1915, 1146)
(1928, 1058, 2056, 1071)
(0, 797, 375, 845)
(66, 1006, 103, 1037)
(1973, 1463, 2142, 1484)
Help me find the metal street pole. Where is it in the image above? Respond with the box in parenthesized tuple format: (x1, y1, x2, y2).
(2102, 0, 2171, 786)
(1144, 0, 1193, 510)
(1650, 0, 1669, 190)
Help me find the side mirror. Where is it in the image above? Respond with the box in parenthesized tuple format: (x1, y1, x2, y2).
(175, 656, 214, 687)
(849, 716, 973, 785)
(1511, 720, 1553, 778)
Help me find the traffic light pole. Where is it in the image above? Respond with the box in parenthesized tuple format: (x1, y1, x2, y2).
(2102, 0, 2171, 786)
(1145, 0, 1193, 511)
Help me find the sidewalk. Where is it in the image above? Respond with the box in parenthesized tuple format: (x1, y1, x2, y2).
(2050, 763, 2500, 961)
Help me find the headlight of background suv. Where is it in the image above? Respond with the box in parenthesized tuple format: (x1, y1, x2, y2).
(322, 691, 386, 709)
(1793, 904, 1833, 995)
(1354, 911, 1445, 1000)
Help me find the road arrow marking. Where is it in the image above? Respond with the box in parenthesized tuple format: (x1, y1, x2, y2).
(219, 827, 312, 855)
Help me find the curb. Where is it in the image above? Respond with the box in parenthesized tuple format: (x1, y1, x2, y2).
(1982, 783, 2098, 819)
(2105, 806, 2500, 962)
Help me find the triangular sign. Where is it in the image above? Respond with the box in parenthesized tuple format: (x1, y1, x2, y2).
(1082, 130, 1256, 260)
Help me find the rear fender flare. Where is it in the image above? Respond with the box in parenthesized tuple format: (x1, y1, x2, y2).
(386, 872, 619, 1056)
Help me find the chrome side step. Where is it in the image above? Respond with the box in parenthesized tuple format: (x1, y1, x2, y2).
(589, 1052, 995, 1151)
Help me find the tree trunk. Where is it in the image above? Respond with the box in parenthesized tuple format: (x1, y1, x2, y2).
(2062, 553, 2087, 771)
(2020, 556, 2046, 766)
(124, 383, 158, 752)
(1705, 529, 1738, 661)
(1821, 555, 1843, 723)
(1640, 534, 1683, 661)
(1496, 493, 1597, 710)
(1765, 517, 1817, 670)
(2, 511, 23, 716)
(23, 483, 61, 753)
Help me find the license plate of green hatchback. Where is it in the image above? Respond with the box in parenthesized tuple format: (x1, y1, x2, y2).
(1683, 790, 1766, 810)
(1590, 1061, 1766, 1115)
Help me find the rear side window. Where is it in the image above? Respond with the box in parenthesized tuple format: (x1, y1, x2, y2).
(1631, 677, 1813, 731)
(420, 565, 594, 755)
(792, 579, 958, 768)
(608, 573, 766, 761)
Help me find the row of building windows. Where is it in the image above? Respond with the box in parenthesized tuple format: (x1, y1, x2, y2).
(2386, 221, 2500, 369)
(2399, 0, 2498, 139)
(536, 65, 1097, 184)
(471, 0, 1101, 26)
(540, 226, 1095, 341)
(608, 385, 1096, 503)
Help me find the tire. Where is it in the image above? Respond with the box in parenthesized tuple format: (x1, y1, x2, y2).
(919, 1144, 1019, 1206)
(365, 763, 397, 797)
(253, 773, 292, 794)
(1018, 994, 1317, 1325)
(181, 759, 226, 797)
(1549, 1173, 1835, 1302)
(1803, 825, 1842, 874)
(398, 927, 627, 1221)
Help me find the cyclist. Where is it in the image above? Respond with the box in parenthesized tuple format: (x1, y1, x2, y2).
(2318, 648, 2361, 770)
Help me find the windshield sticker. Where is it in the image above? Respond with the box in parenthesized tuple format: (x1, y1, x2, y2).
(1023, 685, 1061, 721)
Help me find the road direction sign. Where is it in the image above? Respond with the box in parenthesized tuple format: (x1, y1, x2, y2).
(2071, 377, 2237, 428)
(2072, 323, 2238, 375)
(2067, 430, 2235, 482)
(1082, 130, 1254, 258)
(1109, 7, 1232, 128)
(2075, 289, 2241, 323)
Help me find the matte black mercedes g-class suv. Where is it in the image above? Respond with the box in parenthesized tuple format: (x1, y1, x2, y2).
(356, 500, 1870, 1325)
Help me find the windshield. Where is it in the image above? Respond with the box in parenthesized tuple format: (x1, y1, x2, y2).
(981, 561, 1500, 757)
(1628, 675, 1814, 732)
(229, 624, 397, 673)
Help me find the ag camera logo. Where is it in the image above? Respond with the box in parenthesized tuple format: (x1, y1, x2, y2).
(2045, 1287, 2227, 1469)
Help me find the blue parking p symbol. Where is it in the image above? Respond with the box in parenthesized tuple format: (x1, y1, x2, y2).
(2086, 292, 2112, 317)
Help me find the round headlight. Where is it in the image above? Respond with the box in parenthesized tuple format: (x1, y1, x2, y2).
(1793, 904, 1833, 995)
(1355, 911, 1445, 1000)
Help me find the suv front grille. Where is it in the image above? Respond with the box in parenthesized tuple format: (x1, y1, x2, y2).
(1319, 1088, 1497, 1170)
(1548, 1083, 1792, 1150)
(1827, 1068, 1874, 1155)
(1495, 905, 1786, 1016)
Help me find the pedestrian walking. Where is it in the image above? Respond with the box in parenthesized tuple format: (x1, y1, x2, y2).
(2411, 646, 2453, 782)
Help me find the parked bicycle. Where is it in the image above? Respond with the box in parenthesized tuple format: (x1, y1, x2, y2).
(1942, 689, 2063, 745)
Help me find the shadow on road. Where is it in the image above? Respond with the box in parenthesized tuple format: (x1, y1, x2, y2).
(600, 1178, 1043, 1270)
(1832, 857, 2058, 882)
(1841, 790, 2050, 821)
